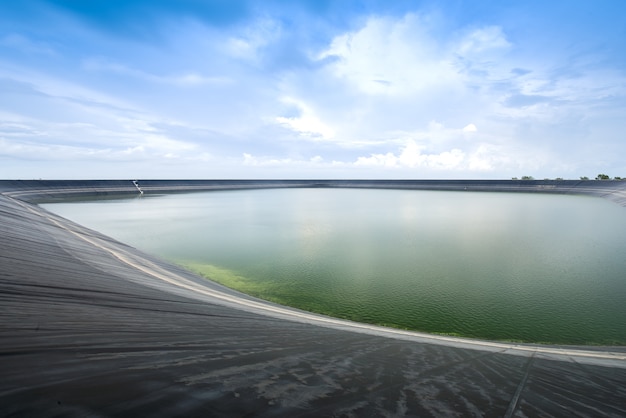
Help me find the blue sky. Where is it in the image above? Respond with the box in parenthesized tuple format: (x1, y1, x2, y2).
(1, 0, 625, 179)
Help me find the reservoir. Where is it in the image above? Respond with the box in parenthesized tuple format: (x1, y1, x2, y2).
(42, 188, 626, 345)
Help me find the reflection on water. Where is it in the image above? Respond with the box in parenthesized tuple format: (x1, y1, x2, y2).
(43, 188, 626, 344)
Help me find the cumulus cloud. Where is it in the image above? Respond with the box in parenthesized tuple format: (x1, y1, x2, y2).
(351, 138, 554, 175)
(243, 153, 324, 167)
(319, 13, 461, 96)
(301, 14, 519, 153)
(355, 140, 465, 170)
(462, 123, 477, 132)
(275, 97, 335, 140)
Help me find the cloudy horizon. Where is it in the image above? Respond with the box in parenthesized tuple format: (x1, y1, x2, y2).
(1, 1, 625, 180)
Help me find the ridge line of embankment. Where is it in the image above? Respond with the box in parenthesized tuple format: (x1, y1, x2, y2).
(1, 179, 626, 206)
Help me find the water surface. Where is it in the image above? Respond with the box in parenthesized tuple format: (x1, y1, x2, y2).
(43, 188, 626, 344)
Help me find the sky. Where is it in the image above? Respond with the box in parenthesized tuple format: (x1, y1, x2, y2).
(1, 0, 625, 179)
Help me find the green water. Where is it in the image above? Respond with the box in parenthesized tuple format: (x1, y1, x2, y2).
(42, 188, 626, 345)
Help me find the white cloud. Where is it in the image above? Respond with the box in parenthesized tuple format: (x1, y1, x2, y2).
(224, 17, 281, 62)
(463, 123, 477, 132)
(467, 144, 504, 171)
(243, 153, 324, 167)
(304, 14, 519, 153)
(319, 13, 461, 96)
(82, 58, 230, 86)
(400, 141, 465, 169)
(355, 140, 465, 170)
(0, 124, 198, 162)
(456, 26, 511, 56)
(384, 121, 479, 152)
(275, 97, 335, 140)
(0, 76, 201, 162)
(354, 152, 399, 168)
(350, 133, 556, 174)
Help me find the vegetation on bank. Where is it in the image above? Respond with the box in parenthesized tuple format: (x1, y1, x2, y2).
(511, 174, 624, 180)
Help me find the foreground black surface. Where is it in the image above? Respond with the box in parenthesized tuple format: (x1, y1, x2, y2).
(1, 181, 626, 417)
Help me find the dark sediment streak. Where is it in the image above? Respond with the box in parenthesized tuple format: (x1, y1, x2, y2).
(1, 180, 626, 416)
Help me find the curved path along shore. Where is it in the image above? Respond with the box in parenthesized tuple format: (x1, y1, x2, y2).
(2, 180, 626, 416)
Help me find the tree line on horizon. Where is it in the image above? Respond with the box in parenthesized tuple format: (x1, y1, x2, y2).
(512, 175, 624, 181)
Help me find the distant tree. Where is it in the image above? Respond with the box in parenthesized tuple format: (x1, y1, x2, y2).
(511, 177, 518, 180)
(580, 176, 589, 180)
(596, 174, 610, 180)
(521, 175, 534, 180)
(615, 176, 622, 180)
(556, 177, 564, 181)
